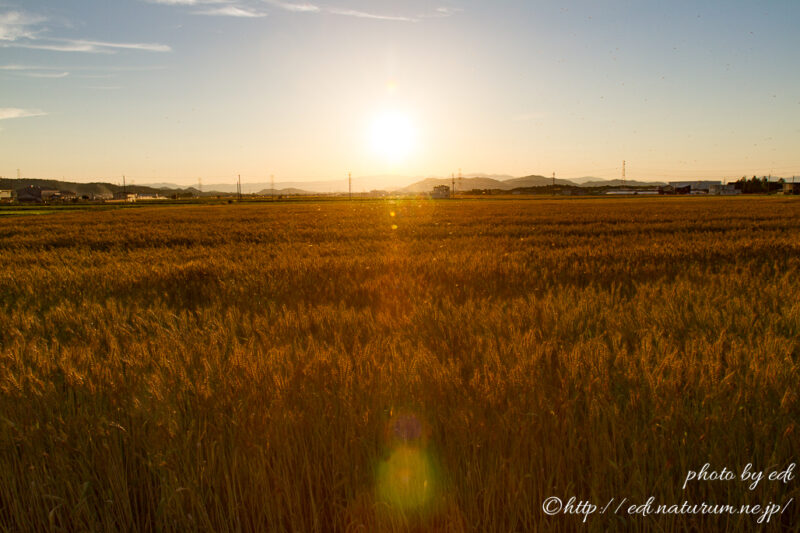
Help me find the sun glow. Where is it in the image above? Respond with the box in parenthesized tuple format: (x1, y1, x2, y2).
(369, 110, 416, 162)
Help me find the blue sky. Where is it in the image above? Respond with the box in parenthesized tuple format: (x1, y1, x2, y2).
(1, 0, 799, 185)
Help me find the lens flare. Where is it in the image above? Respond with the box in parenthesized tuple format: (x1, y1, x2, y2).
(376, 411, 438, 512)
(377, 446, 436, 511)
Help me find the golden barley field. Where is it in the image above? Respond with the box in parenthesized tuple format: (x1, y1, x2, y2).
(0, 197, 798, 532)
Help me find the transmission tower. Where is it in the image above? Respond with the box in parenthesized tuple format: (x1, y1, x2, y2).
(622, 160, 626, 187)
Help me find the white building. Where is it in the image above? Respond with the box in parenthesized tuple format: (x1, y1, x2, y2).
(431, 185, 450, 199)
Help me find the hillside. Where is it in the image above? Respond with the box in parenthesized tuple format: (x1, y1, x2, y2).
(255, 188, 316, 196)
(503, 175, 574, 187)
(0, 178, 233, 197)
(577, 179, 666, 187)
(0, 178, 187, 196)
(399, 177, 509, 193)
(402, 174, 577, 192)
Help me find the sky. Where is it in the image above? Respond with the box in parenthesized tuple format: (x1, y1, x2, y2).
(1, 0, 800, 186)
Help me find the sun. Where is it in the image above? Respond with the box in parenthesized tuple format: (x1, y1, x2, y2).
(369, 110, 416, 162)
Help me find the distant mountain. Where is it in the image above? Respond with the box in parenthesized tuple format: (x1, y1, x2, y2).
(0, 178, 172, 196)
(145, 182, 184, 190)
(569, 176, 604, 184)
(142, 173, 671, 194)
(146, 175, 414, 194)
(206, 181, 345, 194)
(255, 188, 316, 196)
(402, 174, 579, 192)
(577, 179, 666, 187)
(462, 173, 517, 181)
(400, 177, 510, 193)
(503, 175, 574, 187)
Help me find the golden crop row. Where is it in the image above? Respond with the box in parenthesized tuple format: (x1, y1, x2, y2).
(0, 197, 798, 531)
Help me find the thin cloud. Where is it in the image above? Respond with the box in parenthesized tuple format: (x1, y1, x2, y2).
(262, 0, 414, 20)
(4, 38, 170, 53)
(22, 71, 70, 78)
(326, 7, 415, 21)
(0, 107, 46, 120)
(151, 0, 434, 22)
(1, 64, 166, 73)
(198, 6, 267, 17)
(0, 10, 45, 41)
(2, 9, 169, 53)
(263, 0, 320, 13)
(420, 6, 462, 18)
(146, 0, 269, 18)
(3, 41, 104, 52)
(68, 39, 171, 52)
(0, 64, 58, 70)
(146, 0, 228, 5)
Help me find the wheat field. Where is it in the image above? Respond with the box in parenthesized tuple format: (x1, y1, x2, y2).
(0, 197, 798, 532)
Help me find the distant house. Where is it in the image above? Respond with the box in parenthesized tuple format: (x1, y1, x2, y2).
(668, 181, 722, 194)
(40, 189, 60, 201)
(431, 185, 450, 199)
(783, 183, 800, 195)
(0, 189, 12, 201)
(113, 192, 137, 202)
(605, 189, 658, 195)
(16, 185, 43, 203)
(708, 183, 741, 196)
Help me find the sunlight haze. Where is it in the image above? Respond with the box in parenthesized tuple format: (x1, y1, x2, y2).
(1, 0, 799, 185)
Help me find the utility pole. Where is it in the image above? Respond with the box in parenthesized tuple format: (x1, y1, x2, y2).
(237, 174, 242, 201)
(348, 172, 352, 200)
(451, 173, 455, 199)
(552, 171, 556, 195)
